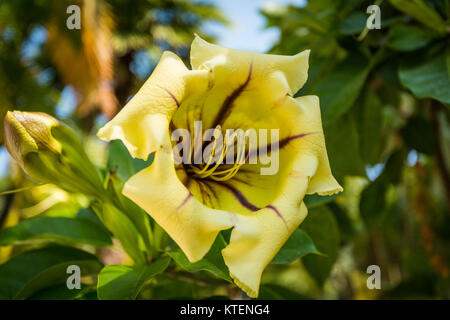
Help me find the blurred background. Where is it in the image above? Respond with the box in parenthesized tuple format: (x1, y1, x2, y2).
(0, 0, 449, 299)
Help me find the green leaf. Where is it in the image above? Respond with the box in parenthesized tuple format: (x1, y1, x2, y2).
(106, 140, 154, 254)
(359, 88, 386, 164)
(400, 116, 436, 155)
(387, 24, 435, 52)
(360, 178, 388, 227)
(0, 246, 102, 299)
(107, 139, 153, 181)
(107, 140, 153, 249)
(446, 46, 450, 78)
(0, 217, 112, 247)
(29, 284, 95, 300)
(304, 193, 340, 209)
(97, 256, 170, 300)
(105, 172, 154, 254)
(389, 0, 447, 34)
(380, 149, 407, 185)
(271, 228, 322, 264)
(360, 150, 406, 227)
(338, 12, 367, 35)
(314, 54, 370, 125)
(168, 234, 231, 282)
(399, 50, 450, 104)
(76, 207, 109, 230)
(145, 278, 200, 299)
(301, 207, 340, 286)
(324, 113, 366, 178)
(94, 202, 148, 265)
(258, 284, 309, 300)
(328, 202, 355, 244)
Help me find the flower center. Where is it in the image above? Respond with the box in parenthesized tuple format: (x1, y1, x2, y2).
(185, 129, 248, 182)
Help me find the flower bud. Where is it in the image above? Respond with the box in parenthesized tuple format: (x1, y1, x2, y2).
(4, 111, 61, 167)
(4, 111, 104, 197)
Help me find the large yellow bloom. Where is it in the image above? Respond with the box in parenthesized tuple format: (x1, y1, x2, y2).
(97, 36, 342, 297)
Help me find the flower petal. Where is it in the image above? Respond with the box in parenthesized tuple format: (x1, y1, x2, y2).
(122, 137, 235, 262)
(221, 150, 317, 297)
(97, 51, 210, 159)
(191, 35, 310, 96)
(291, 95, 343, 195)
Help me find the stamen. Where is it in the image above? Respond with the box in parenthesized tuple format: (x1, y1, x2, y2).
(187, 128, 248, 181)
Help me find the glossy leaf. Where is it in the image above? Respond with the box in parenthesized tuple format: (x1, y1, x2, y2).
(271, 228, 322, 264)
(106, 140, 155, 254)
(29, 284, 95, 300)
(360, 150, 406, 227)
(258, 284, 309, 300)
(0, 216, 112, 247)
(338, 12, 366, 35)
(387, 24, 435, 52)
(105, 172, 154, 254)
(400, 116, 436, 155)
(301, 207, 340, 286)
(97, 256, 170, 300)
(389, 0, 447, 34)
(399, 51, 450, 104)
(107, 139, 153, 181)
(95, 202, 148, 265)
(360, 178, 388, 227)
(168, 234, 231, 282)
(304, 193, 339, 209)
(359, 89, 385, 164)
(324, 113, 366, 179)
(314, 54, 370, 125)
(0, 246, 102, 299)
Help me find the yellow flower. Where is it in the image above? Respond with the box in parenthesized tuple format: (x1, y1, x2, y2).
(97, 35, 342, 297)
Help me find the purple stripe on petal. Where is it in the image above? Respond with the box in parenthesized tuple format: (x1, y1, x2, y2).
(158, 86, 180, 107)
(177, 193, 192, 210)
(209, 180, 261, 212)
(211, 63, 253, 128)
(266, 205, 288, 228)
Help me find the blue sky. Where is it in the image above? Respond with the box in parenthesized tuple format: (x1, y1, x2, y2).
(205, 0, 306, 52)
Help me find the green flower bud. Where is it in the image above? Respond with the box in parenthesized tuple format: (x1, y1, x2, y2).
(4, 111, 60, 167)
(4, 111, 104, 197)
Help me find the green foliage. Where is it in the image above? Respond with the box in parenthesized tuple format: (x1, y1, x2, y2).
(97, 256, 170, 300)
(168, 234, 232, 282)
(263, 0, 449, 298)
(313, 53, 371, 125)
(95, 202, 148, 265)
(389, 0, 447, 34)
(399, 49, 450, 104)
(0, 216, 112, 247)
(401, 116, 436, 155)
(29, 284, 96, 300)
(258, 284, 310, 300)
(271, 228, 322, 265)
(105, 143, 155, 255)
(358, 88, 386, 164)
(360, 150, 406, 226)
(0, 246, 102, 299)
(324, 114, 366, 179)
(301, 207, 340, 286)
(387, 24, 435, 51)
